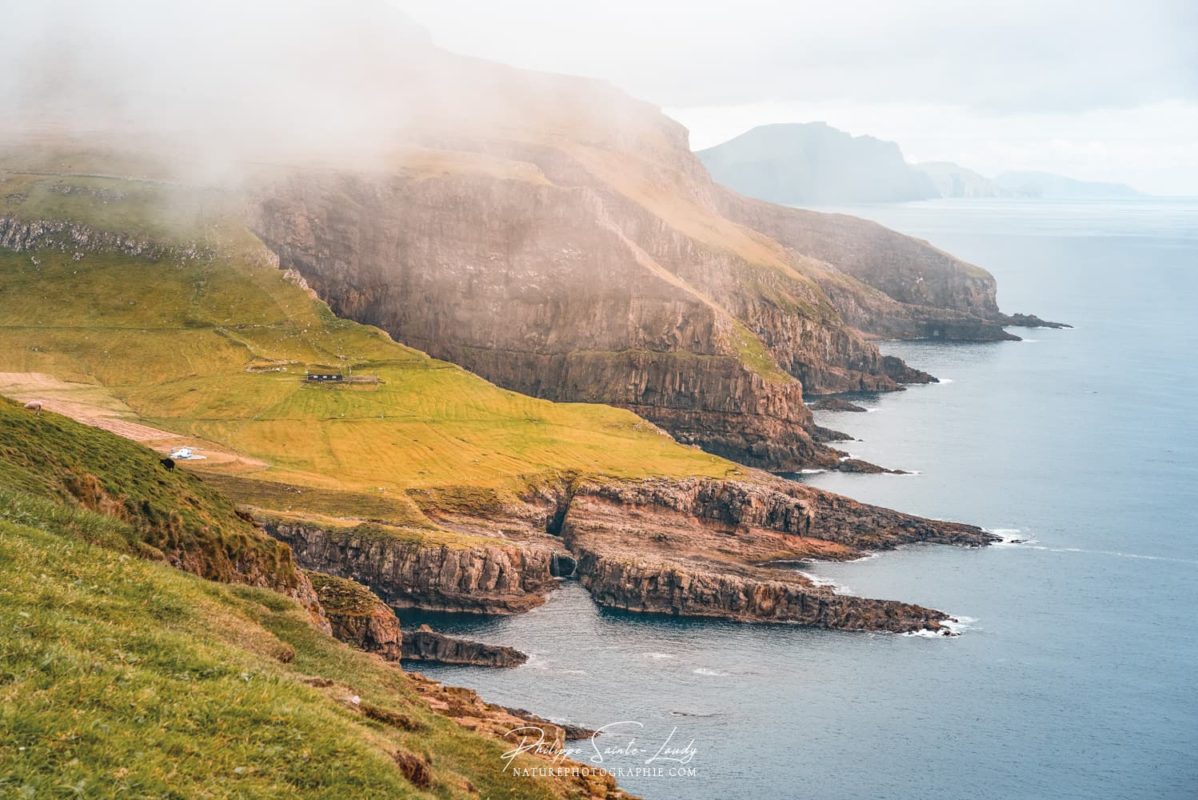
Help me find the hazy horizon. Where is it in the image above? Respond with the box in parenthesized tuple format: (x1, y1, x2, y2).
(395, 0, 1198, 197)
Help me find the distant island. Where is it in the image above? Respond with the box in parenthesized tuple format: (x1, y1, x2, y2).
(697, 122, 1143, 204)
(696, 122, 938, 204)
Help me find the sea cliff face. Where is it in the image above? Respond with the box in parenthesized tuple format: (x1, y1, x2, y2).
(246, 50, 1040, 471)
(266, 520, 559, 614)
(257, 473, 992, 634)
(557, 477, 991, 631)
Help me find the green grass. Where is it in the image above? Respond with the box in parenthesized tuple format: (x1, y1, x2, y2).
(0, 172, 737, 513)
(0, 397, 303, 594)
(0, 502, 574, 799)
(0, 384, 590, 798)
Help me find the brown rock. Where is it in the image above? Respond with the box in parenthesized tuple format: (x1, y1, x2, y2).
(306, 571, 403, 660)
(268, 520, 558, 614)
(402, 625, 528, 668)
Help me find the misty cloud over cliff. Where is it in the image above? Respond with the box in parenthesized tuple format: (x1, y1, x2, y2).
(0, 0, 435, 169)
(395, 0, 1198, 194)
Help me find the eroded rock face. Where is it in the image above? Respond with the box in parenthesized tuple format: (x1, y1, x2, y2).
(266, 521, 558, 614)
(558, 477, 993, 631)
(258, 473, 993, 634)
(307, 571, 404, 660)
(402, 625, 528, 668)
(243, 48, 1055, 473)
(573, 549, 948, 632)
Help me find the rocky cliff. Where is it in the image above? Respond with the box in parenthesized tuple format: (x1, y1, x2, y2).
(307, 570, 405, 660)
(403, 625, 529, 668)
(558, 477, 990, 631)
(246, 33, 1050, 472)
(265, 519, 560, 614)
(255, 472, 990, 634)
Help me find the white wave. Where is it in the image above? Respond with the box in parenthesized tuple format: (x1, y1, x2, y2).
(797, 468, 827, 475)
(1045, 547, 1198, 565)
(941, 615, 976, 635)
(936, 378, 954, 384)
(799, 572, 856, 595)
(523, 653, 550, 670)
(986, 528, 1039, 546)
(1019, 339, 1039, 343)
(864, 407, 880, 413)
(643, 652, 675, 660)
(798, 571, 838, 587)
(693, 667, 730, 677)
(902, 628, 947, 638)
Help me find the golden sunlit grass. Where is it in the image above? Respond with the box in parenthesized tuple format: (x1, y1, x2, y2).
(0, 173, 738, 521)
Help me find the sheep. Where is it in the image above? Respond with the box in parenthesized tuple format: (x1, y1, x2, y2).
(23, 400, 42, 414)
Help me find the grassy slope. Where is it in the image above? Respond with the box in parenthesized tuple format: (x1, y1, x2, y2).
(0, 493, 574, 799)
(0, 396, 305, 594)
(0, 172, 736, 517)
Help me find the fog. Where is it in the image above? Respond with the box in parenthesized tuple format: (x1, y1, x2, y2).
(0, 0, 442, 178)
(2, 1, 1195, 193)
(396, 0, 1198, 195)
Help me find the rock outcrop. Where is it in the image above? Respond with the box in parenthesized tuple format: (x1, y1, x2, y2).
(307, 570, 404, 660)
(265, 519, 559, 614)
(402, 625, 528, 668)
(256, 472, 990, 634)
(574, 549, 948, 632)
(307, 570, 528, 666)
(558, 478, 991, 631)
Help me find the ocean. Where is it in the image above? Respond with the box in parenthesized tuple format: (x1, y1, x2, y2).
(401, 199, 1198, 800)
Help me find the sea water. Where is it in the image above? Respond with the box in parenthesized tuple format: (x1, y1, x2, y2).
(402, 199, 1198, 800)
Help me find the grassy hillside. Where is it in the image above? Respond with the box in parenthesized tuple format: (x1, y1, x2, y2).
(0, 487, 595, 799)
(0, 398, 619, 797)
(0, 171, 736, 520)
(0, 396, 307, 596)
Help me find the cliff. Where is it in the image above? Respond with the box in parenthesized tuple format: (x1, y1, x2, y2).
(244, 41, 1058, 471)
(250, 473, 989, 634)
(916, 161, 1007, 198)
(307, 569, 405, 659)
(697, 122, 939, 205)
(558, 477, 990, 631)
(403, 625, 529, 668)
(265, 519, 561, 614)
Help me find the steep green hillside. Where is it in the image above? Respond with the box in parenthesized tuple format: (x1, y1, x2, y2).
(0, 402, 617, 799)
(0, 172, 735, 515)
(0, 397, 305, 593)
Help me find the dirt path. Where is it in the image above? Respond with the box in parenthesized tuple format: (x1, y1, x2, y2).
(0, 372, 267, 470)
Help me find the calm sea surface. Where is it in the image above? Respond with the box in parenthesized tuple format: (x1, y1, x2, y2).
(403, 199, 1198, 800)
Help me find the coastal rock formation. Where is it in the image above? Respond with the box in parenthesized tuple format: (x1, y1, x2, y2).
(307, 570, 404, 660)
(558, 477, 992, 630)
(246, 31, 1053, 471)
(307, 571, 528, 667)
(265, 519, 559, 614)
(809, 397, 868, 412)
(403, 625, 528, 668)
(255, 473, 990, 634)
(574, 549, 948, 632)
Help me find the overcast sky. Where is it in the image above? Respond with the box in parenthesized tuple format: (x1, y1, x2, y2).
(395, 0, 1198, 196)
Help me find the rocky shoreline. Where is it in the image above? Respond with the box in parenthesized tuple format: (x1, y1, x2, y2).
(260, 475, 994, 635)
